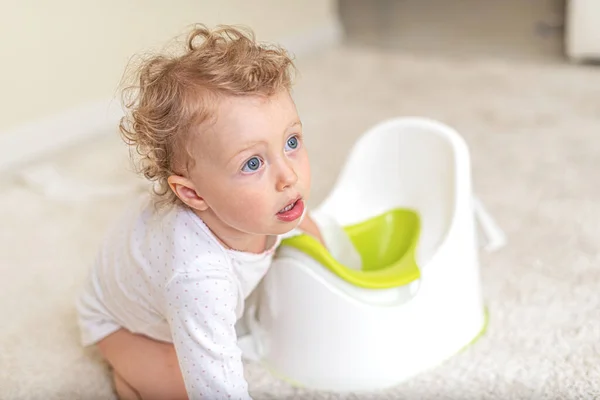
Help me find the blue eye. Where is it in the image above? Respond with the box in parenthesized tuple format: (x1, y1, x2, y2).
(285, 135, 299, 151)
(242, 156, 262, 172)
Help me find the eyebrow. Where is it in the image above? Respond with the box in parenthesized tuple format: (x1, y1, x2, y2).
(227, 120, 302, 164)
(229, 140, 267, 164)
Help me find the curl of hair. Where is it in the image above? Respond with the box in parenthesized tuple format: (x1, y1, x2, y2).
(119, 24, 296, 206)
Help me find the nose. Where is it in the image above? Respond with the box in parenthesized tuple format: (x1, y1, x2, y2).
(275, 157, 298, 192)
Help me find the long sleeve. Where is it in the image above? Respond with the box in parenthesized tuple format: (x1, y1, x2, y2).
(164, 267, 251, 400)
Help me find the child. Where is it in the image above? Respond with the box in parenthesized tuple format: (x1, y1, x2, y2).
(76, 24, 324, 400)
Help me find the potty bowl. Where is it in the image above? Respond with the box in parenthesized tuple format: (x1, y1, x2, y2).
(243, 117, 503, 392)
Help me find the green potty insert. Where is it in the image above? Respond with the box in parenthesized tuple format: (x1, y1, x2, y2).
(280, 209, 421, 289)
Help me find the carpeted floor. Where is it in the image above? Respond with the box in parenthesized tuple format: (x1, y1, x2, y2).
(2, 45, 600, 399)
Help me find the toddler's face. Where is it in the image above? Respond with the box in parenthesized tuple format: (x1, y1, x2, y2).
(188, 90, 311, 236)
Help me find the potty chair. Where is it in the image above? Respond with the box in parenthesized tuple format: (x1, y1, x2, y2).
(242, 117, 505, 392)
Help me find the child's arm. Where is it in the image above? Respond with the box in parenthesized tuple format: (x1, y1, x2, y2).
(164, 268, 251, 400)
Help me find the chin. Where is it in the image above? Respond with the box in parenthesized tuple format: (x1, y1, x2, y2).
(270, 221, 300, 235)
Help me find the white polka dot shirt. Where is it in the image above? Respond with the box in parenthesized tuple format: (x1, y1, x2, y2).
(77, 195, 282, 399)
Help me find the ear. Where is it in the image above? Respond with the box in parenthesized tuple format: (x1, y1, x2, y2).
(167, 174, 209, 211)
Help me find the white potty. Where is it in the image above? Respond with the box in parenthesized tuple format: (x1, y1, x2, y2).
(244, 117, 504, 392)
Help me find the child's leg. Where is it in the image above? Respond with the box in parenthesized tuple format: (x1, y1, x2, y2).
(113, 372, 141, 400)
(97, 329, 187, 400)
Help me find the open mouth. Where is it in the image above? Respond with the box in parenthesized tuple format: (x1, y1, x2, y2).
(276, 197, 304, 222)
(278, 199, 299, 214)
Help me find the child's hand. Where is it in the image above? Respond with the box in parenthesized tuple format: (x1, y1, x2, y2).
(298, 213, 326, 246)
(298, 212, 362, 270)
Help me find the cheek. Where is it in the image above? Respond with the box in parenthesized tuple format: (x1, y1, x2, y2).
(223, 187, 271, 217)
(297, 150, 311, 184)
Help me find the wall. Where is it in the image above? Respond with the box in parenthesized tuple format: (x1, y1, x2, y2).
(566, 0, 600, 60)
(0, 0, 340, 133)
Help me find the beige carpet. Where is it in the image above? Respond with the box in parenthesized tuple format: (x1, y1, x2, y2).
(2, 46, 600, 399)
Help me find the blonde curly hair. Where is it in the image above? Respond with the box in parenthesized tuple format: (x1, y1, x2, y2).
(119, 24, 296, 206)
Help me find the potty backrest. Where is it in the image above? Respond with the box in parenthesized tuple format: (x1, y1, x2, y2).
(316, 117, 472, 264)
